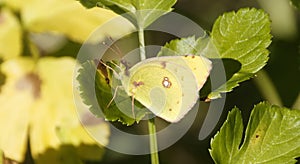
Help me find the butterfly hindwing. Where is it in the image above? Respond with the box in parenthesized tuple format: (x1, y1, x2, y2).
(158, 55, 212, 90)
(121, 56, 200, 122)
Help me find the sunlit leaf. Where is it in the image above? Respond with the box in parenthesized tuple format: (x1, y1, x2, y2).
(21, 0, 133, 43)
(92, 0, 177, 28)
(0, 57, 109, 163)
(0, 8, 22, 59)
(0, 0, 26, 11)
(157, 36, 199, 57)
(210, 102, 300, 163)
(208, 8, 271, 99)
(0, 58, 35, 162)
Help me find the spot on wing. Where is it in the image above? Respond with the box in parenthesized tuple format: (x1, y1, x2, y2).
(161, 61, 167, 68)
(181, 76, 184, 81)
(169, 108, 172, 111)
(162, 77, 172, 88)
(176, 101, 179, 104)
(133, 81, 144, 88)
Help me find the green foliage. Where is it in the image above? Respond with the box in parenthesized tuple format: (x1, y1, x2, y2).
(291, 0, 300, 9)
(210, 102, 300, 164)
(157, 36, 201, 57)
(77, 60, 147, 125)
(86, 0, 177, 28)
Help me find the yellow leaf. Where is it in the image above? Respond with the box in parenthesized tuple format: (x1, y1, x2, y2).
(0, 58, 35, 161)
(21, 0, 134, 43)
(0, 0, 26, 11)
(0, 57, 110, 163)
(0, 8, 22, 59)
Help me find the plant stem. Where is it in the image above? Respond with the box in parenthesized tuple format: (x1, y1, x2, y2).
(138, 27, 146, 60)
(253, 70, 283, 106)
(137, 25, 159, 164)
(148, 117, 159, 164)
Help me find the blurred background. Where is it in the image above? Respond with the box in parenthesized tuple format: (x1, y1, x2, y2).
(0, 0, 299, 164)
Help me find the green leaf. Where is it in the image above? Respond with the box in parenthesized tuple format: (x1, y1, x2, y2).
(77, 0, 101, 8)
(210, 107, 243, 163)
(291, 0, 300, 9)
(210, 102, 300, 164)
(94, 0, 177, 28)
(157, 36, 199, 57)
(209, 8, 272, 99)
(77, 60, 147, 126)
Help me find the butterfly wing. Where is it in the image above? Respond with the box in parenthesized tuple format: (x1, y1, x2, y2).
(158, 55, 212, 90)
(121, 57, 199, 122)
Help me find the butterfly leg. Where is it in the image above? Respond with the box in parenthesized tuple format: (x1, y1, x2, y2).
(131, 95, 136, 119)
(107, 85, 120, 108)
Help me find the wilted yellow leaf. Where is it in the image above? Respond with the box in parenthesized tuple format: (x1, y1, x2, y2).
(0, 0, 25, 11)
(0, 57, 110, 163)
(0, 8, 22, 59)
(21, 0, 134, 43)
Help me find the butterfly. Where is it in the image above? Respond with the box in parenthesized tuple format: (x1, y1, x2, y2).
(108, 55, 212, 123)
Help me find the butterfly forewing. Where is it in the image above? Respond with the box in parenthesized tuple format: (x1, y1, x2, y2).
(159, 55, 212, 90)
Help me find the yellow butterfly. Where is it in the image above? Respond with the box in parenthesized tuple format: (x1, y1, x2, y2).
(115, 55, 212, 122)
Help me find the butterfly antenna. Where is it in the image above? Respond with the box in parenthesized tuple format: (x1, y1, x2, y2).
(99, 60, 121, 78)
(108, 36, 123, 57)
(102, 39, 123, 59)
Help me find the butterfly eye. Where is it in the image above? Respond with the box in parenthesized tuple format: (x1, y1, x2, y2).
(162, 77, 172, 88)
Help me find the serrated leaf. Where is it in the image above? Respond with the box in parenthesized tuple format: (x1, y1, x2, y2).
(291, 0, 300, 9)
(94, 0, 177, 28)
(209, 8, 272, 99)
(157, 36, 199, 57)
(76, 60, 147, 126)
(21, 0, 133, 43)
(210, 102, 300, 164)
(210, 107, 243, 163)
(0, 8, 22, 59)
(0, 57, 109, 163)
